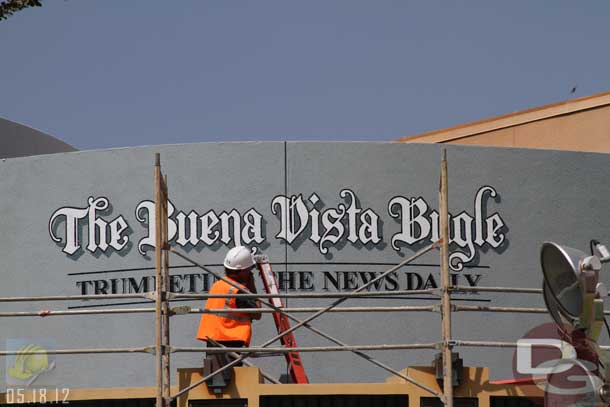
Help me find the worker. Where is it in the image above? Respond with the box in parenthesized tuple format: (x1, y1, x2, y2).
(196, 246, 262, 370)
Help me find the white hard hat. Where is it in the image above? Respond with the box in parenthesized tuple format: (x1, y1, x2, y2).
(224, 246, 255, 270)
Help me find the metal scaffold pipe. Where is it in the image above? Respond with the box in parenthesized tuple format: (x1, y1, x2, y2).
(154, 153, 164, 407)
(161, 174, 171, 404)
(450, 286, 542, 294)
(439, 149, 452, 407)
(0, 308, 160, 317)
(192, 305, 436, 314)
(0, 288, 439, 303)
(0, 343, 438, 357)
(172, 289, 439, 299)
(0, 286, 548, 303)
(0, 347, 153, 356)
(5, 340, 606, 356)
(452, 340, 610, 351)
(173, 344, 440, 353)
(0, 305, 437, 318)
(454, 305, 548, 314)
(0, 294, 150, 302)
(5, 303, 580, 319)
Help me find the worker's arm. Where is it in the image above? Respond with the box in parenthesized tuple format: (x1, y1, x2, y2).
(246, 272, 262, 320)
(235, 272, 262, 320)
(250, 299, 262, 320)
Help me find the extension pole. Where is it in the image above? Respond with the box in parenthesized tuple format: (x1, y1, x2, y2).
(161, 175, 170, 405)
(440, 150, 453, 407)
(154, 154, 164, 407)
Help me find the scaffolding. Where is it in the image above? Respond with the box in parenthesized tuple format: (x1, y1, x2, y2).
(0, 152, 569, 407)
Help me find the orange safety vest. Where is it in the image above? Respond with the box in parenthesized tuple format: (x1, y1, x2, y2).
(196, 278, 253, 346)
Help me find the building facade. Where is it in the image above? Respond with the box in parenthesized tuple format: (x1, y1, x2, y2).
(0, 91, 609, 405)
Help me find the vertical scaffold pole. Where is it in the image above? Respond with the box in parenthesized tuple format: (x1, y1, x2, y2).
(154, 154, 164, 407)
(161, 175, 170, 404)
(440, 150, 453, 407)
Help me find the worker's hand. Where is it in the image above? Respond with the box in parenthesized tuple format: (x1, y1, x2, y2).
(251, 300, 262, 320)
(246, 272, 257, 293)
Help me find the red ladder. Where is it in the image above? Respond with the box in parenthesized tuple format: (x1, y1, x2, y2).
(254, 255, 309, 384)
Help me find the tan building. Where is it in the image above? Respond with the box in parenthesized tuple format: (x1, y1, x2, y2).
(398, 90, 610, 153)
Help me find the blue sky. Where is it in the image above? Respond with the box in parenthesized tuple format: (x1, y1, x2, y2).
(1, 1, 609, 150)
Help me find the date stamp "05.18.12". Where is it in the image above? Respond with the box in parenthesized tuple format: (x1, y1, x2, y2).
(4, 339, 70, 404)
(5, 388, 70, 405)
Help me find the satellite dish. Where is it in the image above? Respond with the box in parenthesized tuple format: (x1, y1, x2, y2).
(540, 242, 586, 320)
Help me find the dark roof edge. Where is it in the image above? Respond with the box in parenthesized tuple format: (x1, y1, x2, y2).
(0, 117, 77, 159)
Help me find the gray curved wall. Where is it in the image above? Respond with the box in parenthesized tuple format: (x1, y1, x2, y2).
(0, 118, 76, 159)
(0, 141, 608, 391)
